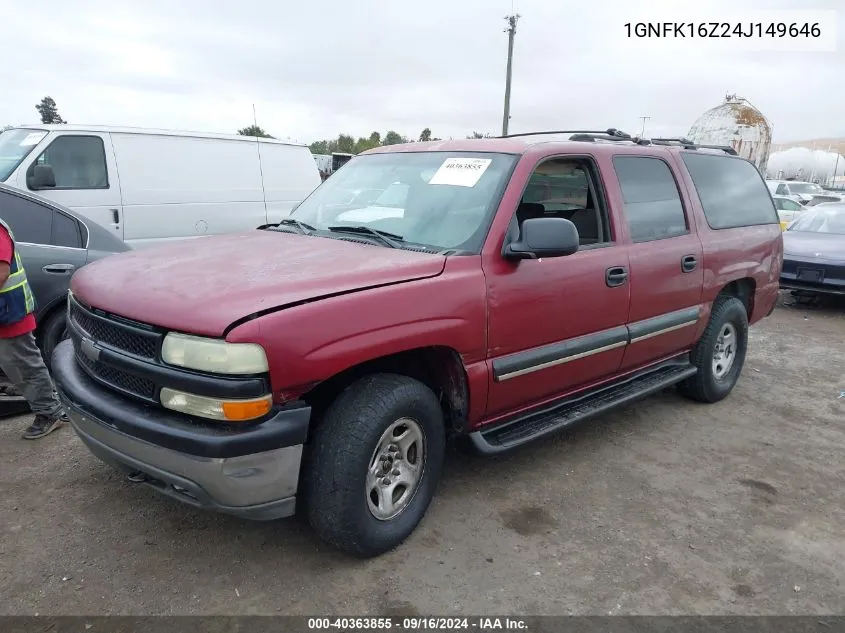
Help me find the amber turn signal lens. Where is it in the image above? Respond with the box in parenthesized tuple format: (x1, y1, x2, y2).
(222, 396, 273, 421)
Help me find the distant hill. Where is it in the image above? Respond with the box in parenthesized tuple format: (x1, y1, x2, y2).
(772, 138, 845, 155)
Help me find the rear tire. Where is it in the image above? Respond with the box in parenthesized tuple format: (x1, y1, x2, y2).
(678, 296, 748, 403)
(37, 309, 69, 369)
(304, 373, 445, 557)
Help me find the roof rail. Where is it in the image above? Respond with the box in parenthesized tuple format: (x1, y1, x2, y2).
(649, 137, 738, 156)
(498, 128, 632, 140)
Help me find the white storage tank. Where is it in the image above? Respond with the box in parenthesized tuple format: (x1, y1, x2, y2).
(687, 95, 773, 175)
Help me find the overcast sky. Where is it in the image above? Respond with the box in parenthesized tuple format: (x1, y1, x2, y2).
(1, 0, 842, 144)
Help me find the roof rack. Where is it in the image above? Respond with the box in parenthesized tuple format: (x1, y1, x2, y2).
(498, 129, 739, 155)
(648, 137, 738, 155)
(499, 128, 633, 141)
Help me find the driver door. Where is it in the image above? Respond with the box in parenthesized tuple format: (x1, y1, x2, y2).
(482, 156, 631, 418)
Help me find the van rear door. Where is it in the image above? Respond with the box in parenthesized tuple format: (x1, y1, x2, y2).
(16, 132, 124, 242)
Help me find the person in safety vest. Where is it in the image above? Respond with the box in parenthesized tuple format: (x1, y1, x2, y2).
(0, 219, 68, 439)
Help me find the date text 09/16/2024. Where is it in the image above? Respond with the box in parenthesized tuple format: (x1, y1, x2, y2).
(624, 22, 821, 38)
(307, 617, 528, 630)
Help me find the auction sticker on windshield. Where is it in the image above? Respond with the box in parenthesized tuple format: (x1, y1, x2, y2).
(428, 157, 492, 187)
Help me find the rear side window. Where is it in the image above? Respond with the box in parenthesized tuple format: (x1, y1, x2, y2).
(613, 156, 688, 243)
(681, 153, 778, 229)
(52, 211, 83, 248)
(0, 191, 52, 244)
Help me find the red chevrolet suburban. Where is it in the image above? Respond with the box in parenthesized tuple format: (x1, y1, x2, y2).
(53, 129, 783, 557)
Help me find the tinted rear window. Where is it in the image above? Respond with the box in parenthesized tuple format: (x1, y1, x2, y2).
(613, 156, 688, 243)
(681, 153, 778, 229)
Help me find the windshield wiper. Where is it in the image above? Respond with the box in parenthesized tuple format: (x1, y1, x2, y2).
(327, 225, 404, 249)
(274, 218, 317, 234)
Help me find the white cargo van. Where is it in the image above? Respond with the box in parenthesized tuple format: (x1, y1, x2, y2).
(0, 125, 322, 248)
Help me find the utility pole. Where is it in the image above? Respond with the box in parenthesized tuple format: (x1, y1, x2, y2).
(639, 116, 651, 138)
(501, 13, 520, 136)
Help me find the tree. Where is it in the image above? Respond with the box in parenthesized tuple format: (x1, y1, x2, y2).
(467, 131, 493, 139)
(383, 131, 406, 146)
(238, 125, 273, 138)
(35, 96, 66, 124)
(419, 128, 432, 142)
(309, 140, 330, 155)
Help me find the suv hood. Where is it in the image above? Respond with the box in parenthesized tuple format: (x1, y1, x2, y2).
(71, 231, 447, 337)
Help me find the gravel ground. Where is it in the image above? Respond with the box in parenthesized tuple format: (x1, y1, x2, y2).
(1, 293, 843, 616)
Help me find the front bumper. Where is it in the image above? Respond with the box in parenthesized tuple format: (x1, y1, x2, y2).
(52, 340, 311, 520)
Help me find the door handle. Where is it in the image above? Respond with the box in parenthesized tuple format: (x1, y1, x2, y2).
(110, 208, 120, 224)
(681, 255, 698, 273)
(605, 266, 628, 287)
(42, 264, 76, 274)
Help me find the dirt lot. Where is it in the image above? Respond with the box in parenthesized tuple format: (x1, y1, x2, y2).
(1, 293, 843, 616)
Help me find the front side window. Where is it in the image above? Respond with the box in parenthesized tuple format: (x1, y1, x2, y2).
(776, 184, 788, 195)
(681, 153, 778, 230)
(31, 135, 109, 190)
(290, 151, 518, 252)
(515, 158, 611, 246)
(0, 129, 47, 182)
(613, 156, 688, 243)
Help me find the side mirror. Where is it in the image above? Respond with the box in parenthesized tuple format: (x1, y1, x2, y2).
(503, 217, 580, 260)
(27, 164, 56, 190)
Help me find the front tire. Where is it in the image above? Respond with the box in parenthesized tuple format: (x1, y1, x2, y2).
(37, 309, 69, 369)
(304, 373, 446, 557)
(678, 296, 748, 403)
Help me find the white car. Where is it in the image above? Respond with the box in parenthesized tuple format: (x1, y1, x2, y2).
(771, 194, 806, 230)
(766, 180, 825, 205)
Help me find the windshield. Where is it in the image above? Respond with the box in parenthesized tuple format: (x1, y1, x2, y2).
(788, 205, 845, 235)
(0, 128, 47, 181)
(787, 182, 823, 194)
(290, 151, 519, 252)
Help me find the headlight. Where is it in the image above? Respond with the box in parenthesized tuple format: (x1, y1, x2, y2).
(161, 332, 269, 374)
(160, 388, 272, 422)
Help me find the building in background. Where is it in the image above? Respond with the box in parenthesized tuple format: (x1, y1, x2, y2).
(687, 95, 772, 175)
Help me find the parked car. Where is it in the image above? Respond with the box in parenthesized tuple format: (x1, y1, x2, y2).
(0, 184, 130, 365)
(766, 179, 825, 205)
(803, 192, 845, 207)
(0, 125, 321, 249)
(52, 131, 783, 557)
(772, 194, 806, 229)
(779, 203, 845, 296)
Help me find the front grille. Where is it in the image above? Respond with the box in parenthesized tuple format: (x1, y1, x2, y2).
(75, 348, 157, 400)
(68, 295, 164, 403)
(69, 298, 159, 359)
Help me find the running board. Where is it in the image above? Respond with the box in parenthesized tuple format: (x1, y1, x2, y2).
(469, 358, 697, 455)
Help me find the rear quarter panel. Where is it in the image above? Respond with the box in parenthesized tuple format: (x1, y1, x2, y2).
(669, 152, 783, 330)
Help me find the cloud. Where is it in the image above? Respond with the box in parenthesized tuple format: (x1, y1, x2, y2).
(1, 0, 842, 143)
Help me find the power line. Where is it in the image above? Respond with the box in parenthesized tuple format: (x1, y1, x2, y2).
(501, 13, 521, 137)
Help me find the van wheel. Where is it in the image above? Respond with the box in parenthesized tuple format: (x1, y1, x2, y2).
(305, 373, 445, 557)
(38, 309, 69, 369)
(678, 296, 748, 403)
